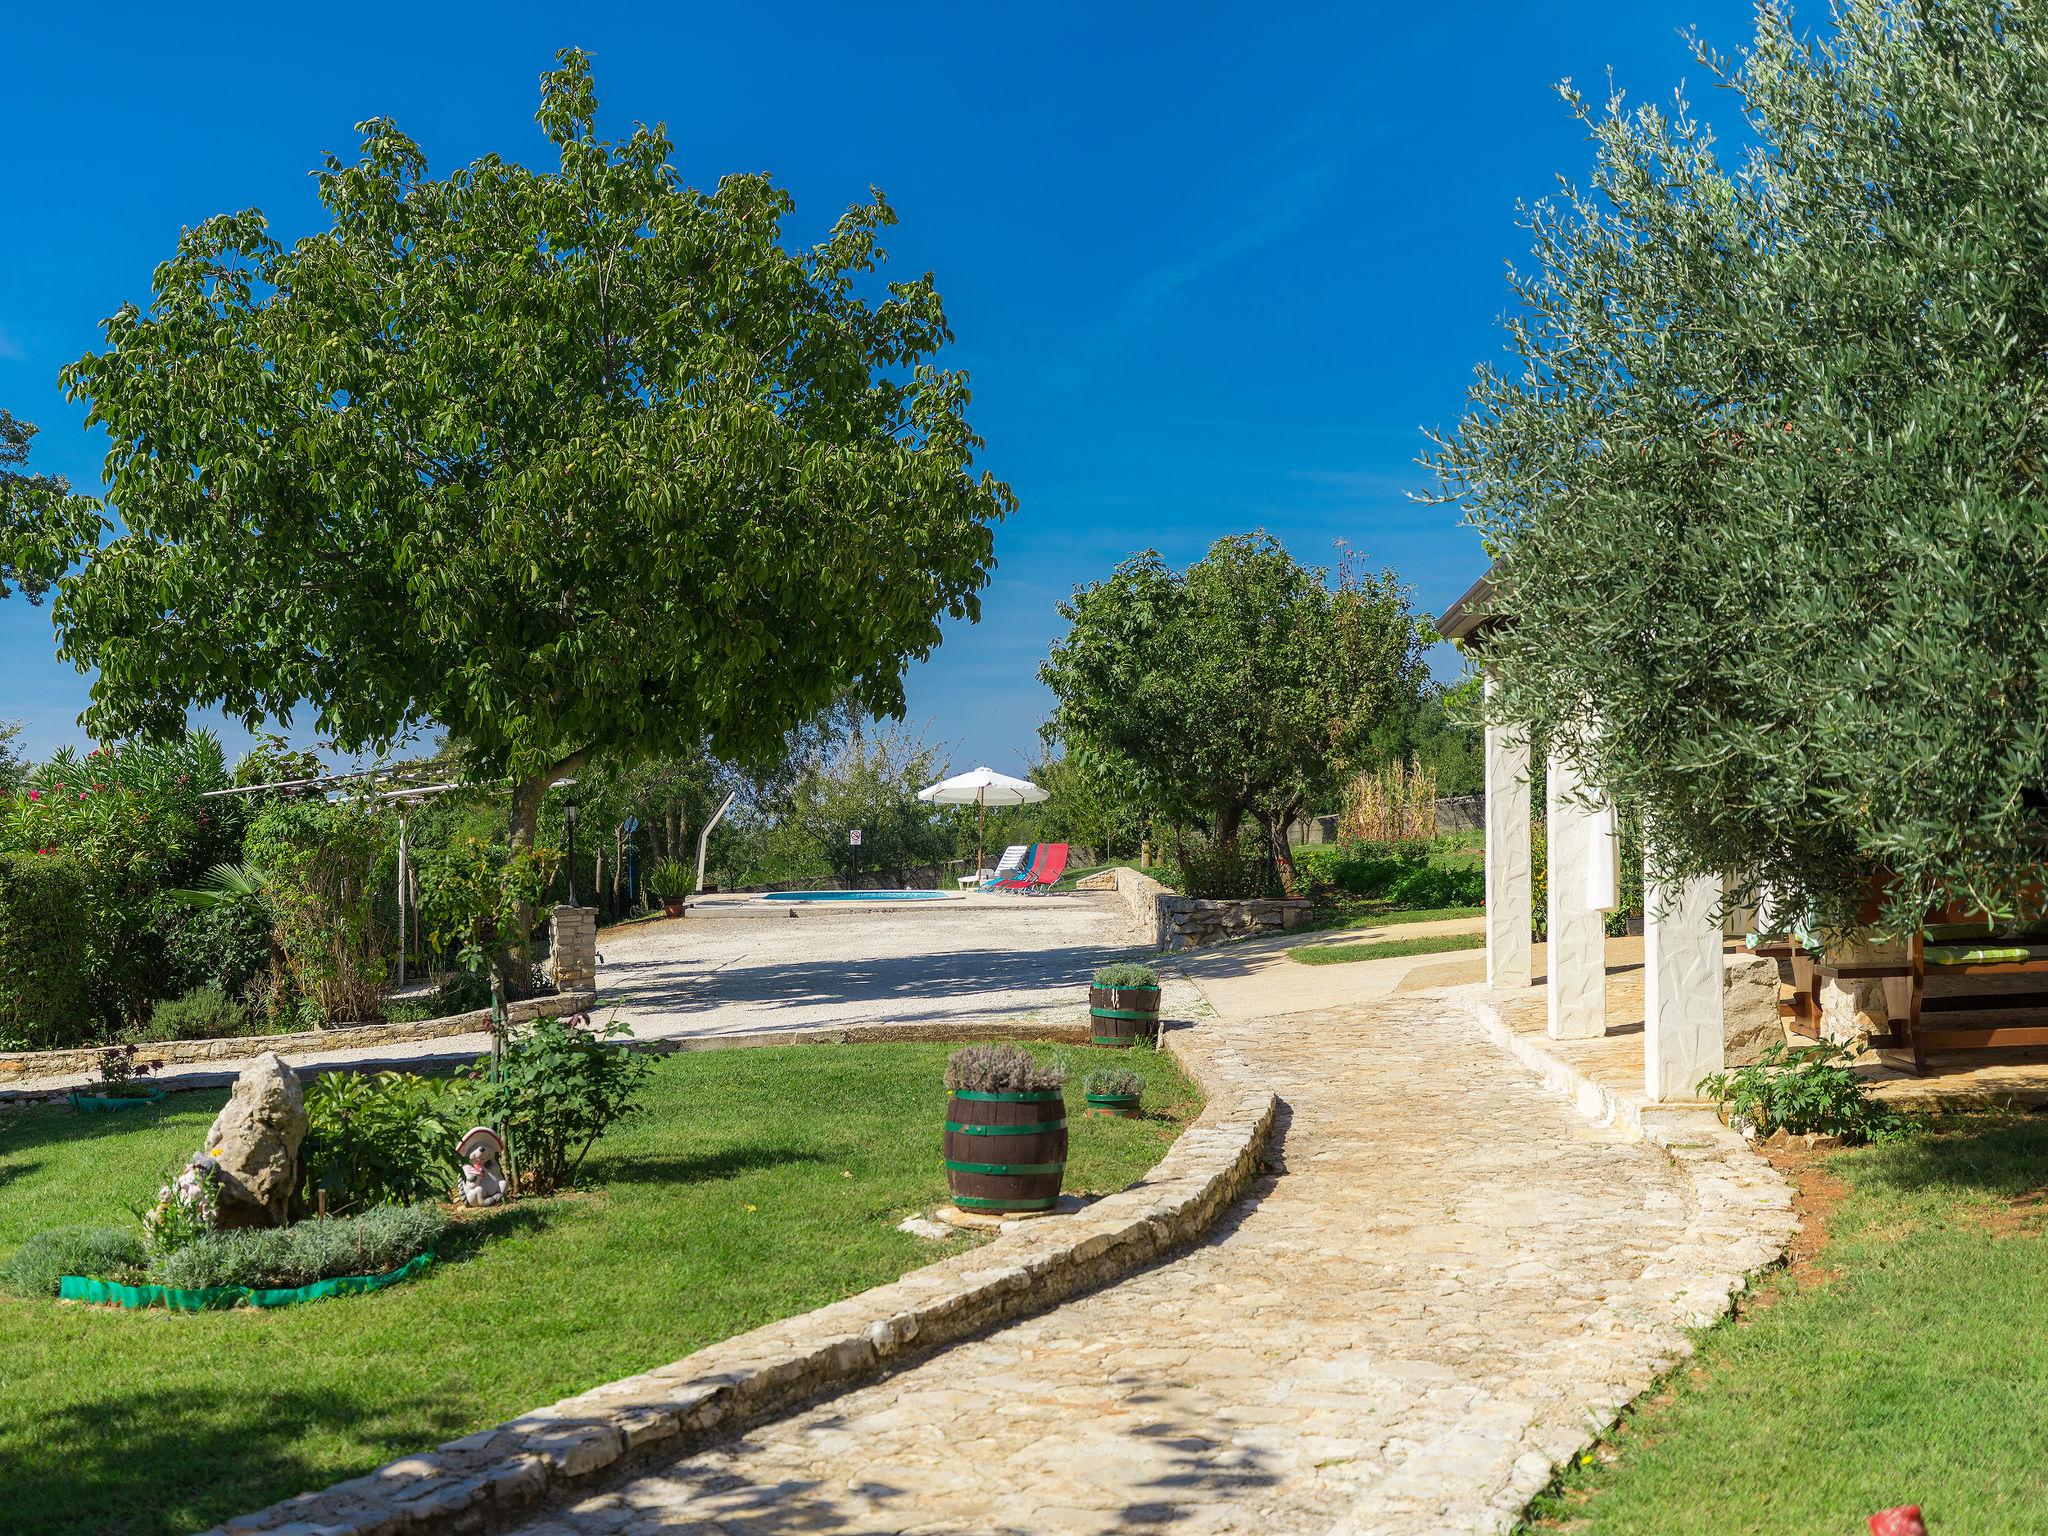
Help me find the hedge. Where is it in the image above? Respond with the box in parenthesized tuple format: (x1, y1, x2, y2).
(0, 852, 94, 1049)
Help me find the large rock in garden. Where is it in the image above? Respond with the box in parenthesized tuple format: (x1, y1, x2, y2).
(1723, 952, 1784, 1067)
(201, 1052, 307, 1228)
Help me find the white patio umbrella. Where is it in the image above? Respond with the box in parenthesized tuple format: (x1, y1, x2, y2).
(917, 766, 1049, 881)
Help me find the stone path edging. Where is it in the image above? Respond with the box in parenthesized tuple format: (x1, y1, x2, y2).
(1449, 984, 1798, 1332)
(201, 1021, 1277, 1536)
(0, 992, 598, 1103)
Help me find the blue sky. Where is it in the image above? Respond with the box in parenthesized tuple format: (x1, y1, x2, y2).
(0, 0, 1760, 773)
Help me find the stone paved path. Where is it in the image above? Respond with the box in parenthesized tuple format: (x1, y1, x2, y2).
(504, 997, 1708, 1536)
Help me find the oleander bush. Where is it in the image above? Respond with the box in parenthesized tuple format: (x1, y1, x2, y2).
(944, 1043, 1066, 1094)
(0, 1226, 145, 1297)
(0, 852, 93, 1049)
(152, 1203, 447, 1291)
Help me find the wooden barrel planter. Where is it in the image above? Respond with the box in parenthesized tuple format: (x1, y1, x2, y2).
(1084, 1089, 1143, 1119)
(1089, 984, 1160, 1046)
(943, 1088, 1067, 1213)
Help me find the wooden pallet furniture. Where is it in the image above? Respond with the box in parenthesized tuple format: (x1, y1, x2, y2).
(1812, 924, 2048, 1074)
(1751, 936, 1822, 1040)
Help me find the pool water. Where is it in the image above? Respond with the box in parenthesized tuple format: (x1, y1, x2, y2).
(761, 889, 952, 902)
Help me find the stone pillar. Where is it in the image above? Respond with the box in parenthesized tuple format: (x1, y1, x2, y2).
(1643, 866, 1724, 1101)
(548, 905, 598, 994)
(1483, 671, 1534, 990)
(1545, 753, 1607, 1039)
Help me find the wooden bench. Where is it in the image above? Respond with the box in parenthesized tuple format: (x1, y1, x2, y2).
(1812, 927, 2048, 1074)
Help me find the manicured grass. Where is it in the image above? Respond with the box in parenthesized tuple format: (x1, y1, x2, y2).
(1052, 860, 1179, 892)
(1519, 1114, 2048, 1535)
(1298, 903, 1484, 934)
(1289, 931, 1485, 966)
(0, 1040, 1200, 1536)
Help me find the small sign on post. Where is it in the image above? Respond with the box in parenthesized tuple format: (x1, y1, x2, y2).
(849, 828, 863, 846)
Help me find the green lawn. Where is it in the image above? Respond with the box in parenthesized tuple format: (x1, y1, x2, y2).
(1297, 903, 1485, 934)
(0, 1040, 1200, 1536)
(1052, 859, 1179, 891)
(1520, 1114, 2048, 1534)
(1289, 931, 1484, 966)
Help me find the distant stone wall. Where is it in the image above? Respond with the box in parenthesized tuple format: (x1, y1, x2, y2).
(1436, 793, 1486, 833)
(1108, 867, 1311, 952)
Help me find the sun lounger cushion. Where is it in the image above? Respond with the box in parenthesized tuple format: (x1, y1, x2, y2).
(1924, 943, 2048, 966)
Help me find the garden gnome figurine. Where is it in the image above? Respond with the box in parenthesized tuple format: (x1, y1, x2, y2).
(1869, 1508, 1927, 1536)
(457, 1126, 508, 1207)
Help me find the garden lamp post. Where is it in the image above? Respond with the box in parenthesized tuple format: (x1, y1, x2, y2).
(553, 777, 578, 905)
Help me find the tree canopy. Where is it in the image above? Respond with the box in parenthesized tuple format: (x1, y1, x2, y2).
(0, 409, 96, 606)
(1039, 533, 1425, 875)
(1427, 0, 2048, 932)
(56, 50, 1012, 854)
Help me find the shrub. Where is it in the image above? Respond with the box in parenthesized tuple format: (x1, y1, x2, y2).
(158, 889, 272, 1004)
(1698, 1043, 1899, 1145)
(465, 1015, 649, 1193)
(244, 798, 395, 1023)
(433, 969, 493, 1015)
(0, 1226, 145, 1297)
(945, 1043, 1066, 1094)
(1082, 1066, 1143, 1099)
(152, 1203, 447, 1290)
(1384, 864, 1485, 910)
(1176, 844, 1279, 900)
(1290, 840, 1428, 905)
(301, 1070, 461, 1214)
(133, 984, 252, 1043)
(1093, 961, 1158, 988)
(0, 852, 94, 1049)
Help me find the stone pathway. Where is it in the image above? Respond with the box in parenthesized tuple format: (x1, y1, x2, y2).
(501, 996, 1728, 1536)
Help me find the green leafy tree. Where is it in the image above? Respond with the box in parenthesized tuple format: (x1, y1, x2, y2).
(0, 409, 98, 605)
(1040, 533, 1426, 883)
(54, 50, 1012, 914)
(785, 725, 953, 885)
(1425, 0, 2048, 933)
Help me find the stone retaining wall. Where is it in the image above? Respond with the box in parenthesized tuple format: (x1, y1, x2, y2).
(1109, 866, 1311, 951)
(200, 1018, 1278, 1536)
(0, 991, 596, 1090)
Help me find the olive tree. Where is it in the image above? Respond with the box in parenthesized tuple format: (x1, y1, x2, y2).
(1040, 533, 1426, 881)
(1427, 0, 2048, 933)
(55, 52, 1012, 917)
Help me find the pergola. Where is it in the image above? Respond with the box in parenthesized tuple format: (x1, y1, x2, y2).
(1438, 574, 1726, 1102)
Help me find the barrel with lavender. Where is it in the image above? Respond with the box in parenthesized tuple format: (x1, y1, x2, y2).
(942, 1045, 1068, 1214)
(1089, 962, 1161, 1046)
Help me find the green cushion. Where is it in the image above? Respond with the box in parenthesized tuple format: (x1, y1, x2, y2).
(1924, 943, 2048, 966)
(1923, 919, 2048, 943)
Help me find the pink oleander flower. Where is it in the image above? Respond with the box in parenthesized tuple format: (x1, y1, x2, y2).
(25, 790, 39, 801)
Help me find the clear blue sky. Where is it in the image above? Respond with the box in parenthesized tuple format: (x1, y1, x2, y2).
(0, 0, 1760, 773)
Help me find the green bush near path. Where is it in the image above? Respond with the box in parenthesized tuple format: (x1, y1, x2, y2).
(0, 1040, 1200, 1536)
(1290, 932, 1485, 967)
(1519, 1114, 2048, 1535)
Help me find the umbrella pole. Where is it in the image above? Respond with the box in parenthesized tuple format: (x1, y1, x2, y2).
(978, 791, 986, 883)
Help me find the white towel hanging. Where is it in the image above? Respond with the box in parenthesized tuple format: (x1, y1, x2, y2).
(1585, 791, 1620, 913)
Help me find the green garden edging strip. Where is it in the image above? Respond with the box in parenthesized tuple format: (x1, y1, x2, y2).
(67, 1088, 167, 1110)
(58, 1250, 434, 1312)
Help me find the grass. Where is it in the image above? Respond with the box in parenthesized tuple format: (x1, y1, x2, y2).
(1289, 931, 1485, 966)
(0, 1039, 1200, 1536)
(1051, 860, 1179, 892)
(1518, 1113, 2048, 1534)
(1297, 902, 1485, 934)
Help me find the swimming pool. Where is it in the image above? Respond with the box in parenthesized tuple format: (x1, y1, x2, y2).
(760, 889, 953, 903)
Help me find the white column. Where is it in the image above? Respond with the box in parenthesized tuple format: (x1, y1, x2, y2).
(1643, 864, 1725, 1101)
(1483, 671, 1532, 990)
(1546, 752, 1607, 1039)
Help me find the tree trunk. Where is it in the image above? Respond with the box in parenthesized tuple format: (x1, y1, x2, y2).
(506, 750, 587, 997)
(1215, 803, 1244, 848)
